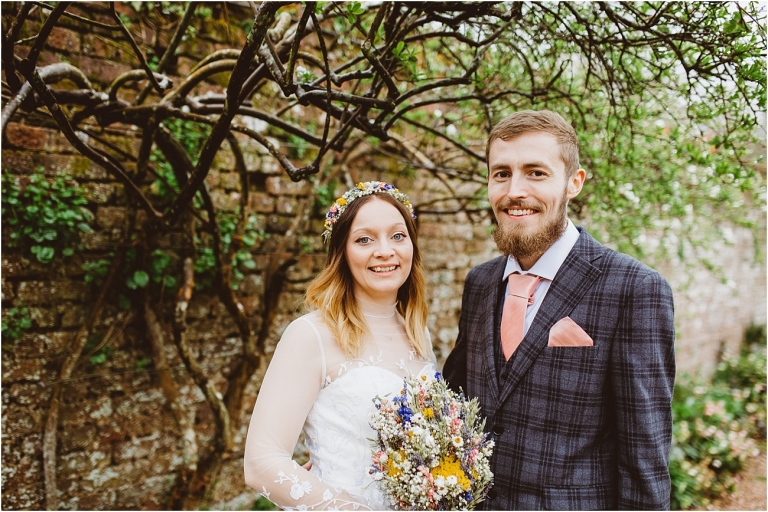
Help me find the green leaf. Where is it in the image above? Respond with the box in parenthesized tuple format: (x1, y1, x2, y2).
(132, 270, 150, 288)
(35, 246, 55, 263)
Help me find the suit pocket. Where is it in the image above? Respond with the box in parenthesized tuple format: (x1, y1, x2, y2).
(543, 483, 616, 510)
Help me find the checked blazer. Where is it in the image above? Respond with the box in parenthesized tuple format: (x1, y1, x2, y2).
(444, 227, 675, 510)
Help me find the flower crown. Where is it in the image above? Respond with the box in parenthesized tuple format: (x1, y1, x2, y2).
(322, 181, 416, 243)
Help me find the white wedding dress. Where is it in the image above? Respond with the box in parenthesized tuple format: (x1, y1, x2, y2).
(244, 301, 436, 510)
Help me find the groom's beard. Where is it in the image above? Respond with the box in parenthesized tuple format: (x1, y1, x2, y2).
(492, 191, 569, 262)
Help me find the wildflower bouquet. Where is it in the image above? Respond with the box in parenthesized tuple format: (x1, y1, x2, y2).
(369, 371, 494, 510)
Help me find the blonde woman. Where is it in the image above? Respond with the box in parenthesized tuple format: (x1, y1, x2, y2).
(244, 182, 436, 510)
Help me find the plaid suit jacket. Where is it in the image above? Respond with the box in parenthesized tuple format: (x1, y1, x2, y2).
(444, 227, 675, 510)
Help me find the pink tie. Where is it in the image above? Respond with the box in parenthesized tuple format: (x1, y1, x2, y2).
(501, 273, 540, 360)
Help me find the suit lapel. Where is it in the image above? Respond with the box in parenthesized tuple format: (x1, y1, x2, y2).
(495, 230, 603, 407)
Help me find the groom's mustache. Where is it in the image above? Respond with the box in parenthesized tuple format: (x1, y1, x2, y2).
(495, 199, 543, 211)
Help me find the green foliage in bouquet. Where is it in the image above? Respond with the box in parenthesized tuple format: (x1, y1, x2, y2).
(369, 371, 494, 510)
(670, 326, 766, 509)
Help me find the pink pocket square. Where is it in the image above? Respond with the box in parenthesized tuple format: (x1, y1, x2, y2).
(548, 317, 594, 347)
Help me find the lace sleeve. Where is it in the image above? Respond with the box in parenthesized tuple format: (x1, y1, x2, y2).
(244, 318, 370, 510)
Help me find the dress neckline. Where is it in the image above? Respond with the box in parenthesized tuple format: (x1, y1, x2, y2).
(357, 297, 397, 318)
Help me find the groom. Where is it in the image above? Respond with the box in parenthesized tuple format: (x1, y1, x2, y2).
(444, 110, 675, 510)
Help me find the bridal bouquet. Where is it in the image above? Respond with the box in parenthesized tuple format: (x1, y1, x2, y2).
(369, 371, 494, 510)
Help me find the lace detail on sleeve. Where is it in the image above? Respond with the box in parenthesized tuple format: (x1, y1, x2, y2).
(258, 461, 368, 510)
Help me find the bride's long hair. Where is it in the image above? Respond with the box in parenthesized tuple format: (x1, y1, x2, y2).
(304, 193, 430, 359)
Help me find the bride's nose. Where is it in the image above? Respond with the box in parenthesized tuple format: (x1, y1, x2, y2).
(373, 239, 395, 258)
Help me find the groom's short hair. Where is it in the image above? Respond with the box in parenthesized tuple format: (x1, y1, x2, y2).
(487, 110, 581, 177)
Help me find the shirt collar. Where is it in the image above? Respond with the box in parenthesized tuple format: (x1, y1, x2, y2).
(502, 219, 580, 282)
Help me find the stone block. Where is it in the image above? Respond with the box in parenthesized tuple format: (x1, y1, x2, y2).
(1, 355, 50, 383)
(72, 488, 117, 509)
(2, 280, 14, 301)
(6, 381, 51, 407)
(28, 307, 59, 329)
(59, 450, 110, 478)
(17, 281, 90, 305)
(266, 214, 293, 234)
(276, 197, 299, 215)
(1, 404, 44, 435)
(81, 182, 116, 204)
(239, 274, 264, 296)
(248, 192, 274, 213)
(80, 231, 112, 251)
(59, 305, 89, 329)
(59, 424, 97, 453)
(46, 27, 81, 53)
(114, 433, 163, 463)
(220, 172, 241, 191)
(2, 252, 70, 279)
(0, 150, 37, 173)
(116, 474, 177, 509)
(286, 254, 324, 282)
(210, 190, 241, 212)
(41, 154, 108, 179)
(95, 206, 126, 230)
(205, 169, 221, 188)
(265, 176, 310, 196)
(4, 124, 47, 151)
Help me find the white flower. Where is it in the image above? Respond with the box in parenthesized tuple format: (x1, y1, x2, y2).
(452, 435, 463, 448)
(290, 481, 312, 500)
(447, 475, 458, 486)
(322, 489, 334, 501)
(290, 483, 305, 500)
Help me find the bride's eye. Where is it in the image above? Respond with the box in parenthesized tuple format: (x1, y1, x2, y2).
(356, 236, 372, 244)
(392, 232, 407, 241)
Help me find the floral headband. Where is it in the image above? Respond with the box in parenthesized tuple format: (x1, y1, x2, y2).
(322, 181, 416, 243)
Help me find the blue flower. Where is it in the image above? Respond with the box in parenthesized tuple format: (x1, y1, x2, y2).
(434, 371, 443, 380)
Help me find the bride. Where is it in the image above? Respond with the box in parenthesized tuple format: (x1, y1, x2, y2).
(244, 182, 436, 510)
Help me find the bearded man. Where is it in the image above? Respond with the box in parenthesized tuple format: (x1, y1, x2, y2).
(443, 110, 675, 510)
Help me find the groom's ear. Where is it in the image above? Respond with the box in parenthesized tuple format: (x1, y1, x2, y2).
(566, 168, 586, 200)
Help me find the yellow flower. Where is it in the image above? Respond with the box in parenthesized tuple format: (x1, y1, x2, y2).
(336, 198, 346, 206)
(357, 183, 366, 189)
(431, 455, 471, 490)
(423, 407, 434, 419)
(387, 449, 405, 477)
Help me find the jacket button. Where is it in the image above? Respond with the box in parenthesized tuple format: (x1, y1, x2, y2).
(487, 489, 497, 500)
(500, 371, 509, 380)
(492, 424, 504, 436)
